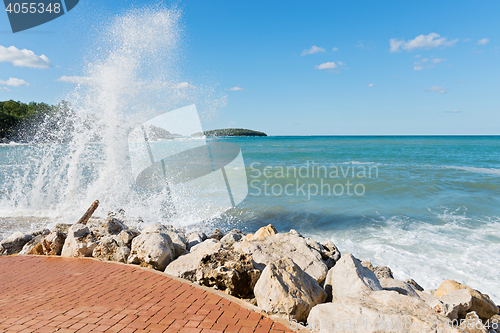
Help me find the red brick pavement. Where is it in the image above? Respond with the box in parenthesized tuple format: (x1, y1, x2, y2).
(0, 256, 296, 333)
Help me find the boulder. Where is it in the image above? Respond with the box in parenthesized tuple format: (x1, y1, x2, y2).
(435, 280, 499, 320)
(379, 278, 419, 298)
(93, 236, 130, 263)
(405, 279, 424, 292)
(243, 224, 277, 241)
(19, 230, 51, 255)
(195, 249, 261, 298)
(439, 289, 473, 320)
(319, 239, 341, 269)
(116, 229, 140, 248)
(209, 228, 224, 241)
(220, 230, 245, 247)
(127, 231, 175, 270)
(42, 231, 66, 255)
(324, 253, 382, 302)
(254, 258, 327, 322)
(361, 260, 374, 271)
(61, 224, 98, 258)
(459, 311, 488, 333)
(0, 232, 33, 255)
(234, 233, 328, 283)
(373, 265, 394, 279)
(87, 217, 128, 240)
(307, 290, 458, 333)
(140, 224, 187, 258)
(186, 231, 207, 250)
(165, 239, 222, 281)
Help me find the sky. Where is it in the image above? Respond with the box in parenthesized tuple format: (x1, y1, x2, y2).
(0, 0, 499, 135)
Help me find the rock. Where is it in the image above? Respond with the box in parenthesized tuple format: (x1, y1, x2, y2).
(55, 223, 72, 234)
(186, 231, 207, 250)
(417, 290, 448, 316)
(307, 290, 457, 333)
(243, 224, 277, 242)
(406, 278, 424, 292)
(319, 239, 341, 269)
(0, 138, 10, 144)
(165, 239, 223, 280)
(379, 278, 419, 298)
(209, 228, 224, 241)
(140, 224, 187, 258)
(438, 289, 473, 320)
(127, 230, 175, 270)
(459, 311, 488, 333)
(436, 280, 499, 320)
(61, 224, 98, 258)
(42, 231, 66, 255)
(29, 229, 51, 237)
(254, 258, 326, 322)
(324, 253, 382, 302)
(93, 236, 130, 263)
(19, 230, 50, 255)
(116, 229, 140, 248)
(361, 260, 374, 271)
(195, 249, 261, 298)
(0, 232, 33, 255)
(27, 243, 45, 255)
(220, 230, 244, 247)
(489, 315, 500, 333)
(373, 265, 394, 279)
(234, 233, 328, 283)
(87, 217, 128, 240)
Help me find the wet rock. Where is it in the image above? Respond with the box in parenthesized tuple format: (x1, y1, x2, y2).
(307, 290, 456, 333)
(234, 233, 328, 283)
(324, 253, 382, 302)
(61, 224, 98, 258)
(254, 258, 327, 322)
(93, 236, 130, 263)
(220, 230, 244, 247)
(0, 232, 33, 255)
(379, 278, 419, 298)
(209, 228, 224, 241)
(373, 265, 394, 279)
(195, 249, 260, 298)
(405, 278, 424, 292)
(165, 239, 223, 281)
(42, 231, 66, 255)
(127, 228, 175, 270)
(459, 311, 488, 333)
(436, 280, 499, 320)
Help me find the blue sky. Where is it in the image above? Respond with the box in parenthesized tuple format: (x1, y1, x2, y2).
(1, 0, 499, 135)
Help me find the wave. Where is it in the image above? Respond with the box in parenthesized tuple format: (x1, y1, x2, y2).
(441, 165, 500, 176)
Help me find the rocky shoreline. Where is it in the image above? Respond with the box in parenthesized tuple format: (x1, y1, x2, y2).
(1, 213, 499, 333)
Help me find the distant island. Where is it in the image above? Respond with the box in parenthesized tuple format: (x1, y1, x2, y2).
(192, 128, 267, 137)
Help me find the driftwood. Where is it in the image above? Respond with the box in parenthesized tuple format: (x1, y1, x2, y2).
(77, 200, 99, 225)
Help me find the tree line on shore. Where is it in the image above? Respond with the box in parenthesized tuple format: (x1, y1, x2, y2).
(0, 100, 73, 142)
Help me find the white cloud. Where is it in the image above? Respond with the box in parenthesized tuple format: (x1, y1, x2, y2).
(0, 77, 29, 87)
(315, 61, 337, 70)
(415, 54, 422, 59)
(229, 86, 244, 91)
(463, 38, 473, 42)
(389, 33, 458, 52)
(172, 82, 196, 90)
(477, 38, 490, 45)
(425, 86, 448, 93)
(0, 45, 51, 68)
(301, 45, 326, 56)
(431, 58, 447, 63)
(367, 83, 374, 87)
(414, 65, 424, 71)
(57, 76, 92, 85)
(445, 109, 461, 113)
(332, 47, 338, 52)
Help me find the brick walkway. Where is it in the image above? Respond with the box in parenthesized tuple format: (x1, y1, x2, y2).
(0, 256, 296, 333)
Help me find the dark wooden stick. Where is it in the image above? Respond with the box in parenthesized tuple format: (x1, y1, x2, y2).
(77, 200, 99, 225)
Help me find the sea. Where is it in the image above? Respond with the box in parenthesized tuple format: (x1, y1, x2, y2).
(1, 135, 499, 303)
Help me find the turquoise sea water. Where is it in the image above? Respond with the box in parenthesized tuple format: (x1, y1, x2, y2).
(1, 135, 499, 302)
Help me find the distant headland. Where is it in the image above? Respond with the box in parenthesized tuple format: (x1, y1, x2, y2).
(192, 128, 267, 137)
